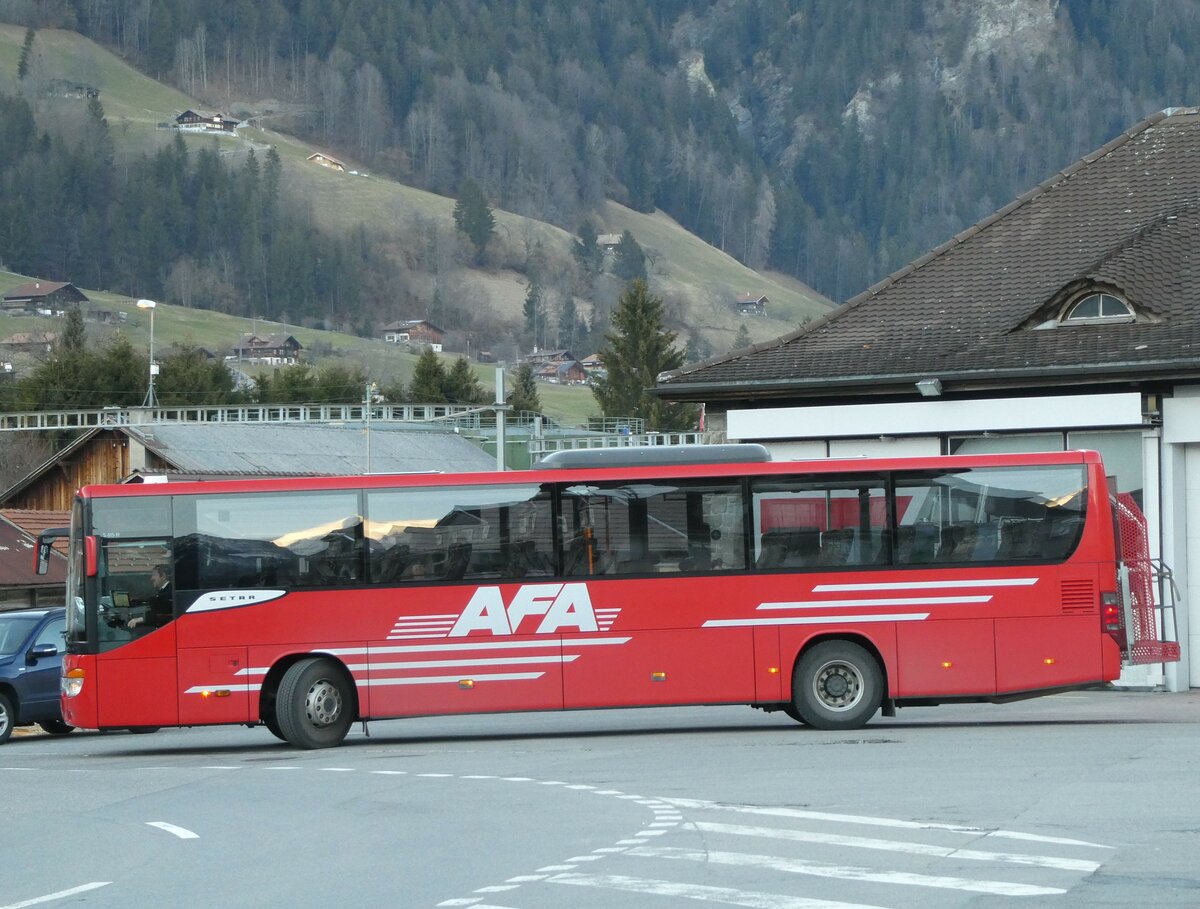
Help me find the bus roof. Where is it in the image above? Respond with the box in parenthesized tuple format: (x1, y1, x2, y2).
(77, 449, 1104, 501)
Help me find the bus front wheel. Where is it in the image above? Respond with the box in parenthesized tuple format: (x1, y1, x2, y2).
(792, 641, 882, 730)
(276, 658, 355, 749)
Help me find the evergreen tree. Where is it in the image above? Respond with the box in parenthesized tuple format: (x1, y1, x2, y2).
(409, 347, 448, 401)
(732, 323, 752, 351)
(452, 179, 495, 264)
(523, 281, 543, 347)
(443, 356, 488, 403)
(558, 296, 581, 352)
(572, 220, 602, 274)
(613, 230, 647, 282)
(507, 362, 542, 415)
(157, 345, 241, 405)
(17, 28, 34, 80)
(60, 305, 87, 355)
(592, 280, 695, 431)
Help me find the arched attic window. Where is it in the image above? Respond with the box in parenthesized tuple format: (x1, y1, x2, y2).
(1059, 291, 1135, 325)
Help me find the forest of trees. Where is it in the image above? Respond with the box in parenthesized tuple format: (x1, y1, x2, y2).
(9, 0, 1199, 304)
(0, 90, 396, 329)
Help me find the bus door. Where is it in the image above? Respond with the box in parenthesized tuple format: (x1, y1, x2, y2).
(90, 532, 180, 728)
(558, 479, 756, 708)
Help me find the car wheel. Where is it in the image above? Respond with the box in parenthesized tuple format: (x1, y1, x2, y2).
(0, 691, 13, 745)
(39, 719, 75, 735)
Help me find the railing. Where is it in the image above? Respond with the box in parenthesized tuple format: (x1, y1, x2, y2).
(0, 403, 493, 432)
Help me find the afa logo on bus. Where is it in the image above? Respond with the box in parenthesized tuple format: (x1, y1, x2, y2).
(449, 583, 600, 636)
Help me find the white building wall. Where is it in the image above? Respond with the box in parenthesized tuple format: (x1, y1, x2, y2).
(725, 390, 1191, 691)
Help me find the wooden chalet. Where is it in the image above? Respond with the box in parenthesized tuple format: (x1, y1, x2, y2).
(231, 333, 302, 364)
(307, 152, 347, 172)
(381, 320, 445, 352)
(175, 110, 239, 132)
(734, 292, 768, 315)
(2, 281, 88, 313)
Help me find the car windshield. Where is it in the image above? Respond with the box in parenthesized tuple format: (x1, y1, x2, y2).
(0, 616, 39, 656)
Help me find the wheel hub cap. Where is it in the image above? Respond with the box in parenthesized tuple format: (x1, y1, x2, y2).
(305, 680, 343, 727)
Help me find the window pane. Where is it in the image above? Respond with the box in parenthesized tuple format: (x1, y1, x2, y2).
(174, 492, 363, 589)
(367, 484, 554, 583)
(894, 465, 1087, 565)
(1067, 295, 1101, 319)
(751, 475, 888, 569)
(92, 497, 172, 538)
(561, 480, 745, 576)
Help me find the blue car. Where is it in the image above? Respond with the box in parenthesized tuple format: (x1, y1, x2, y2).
(0, 607, 73, 744)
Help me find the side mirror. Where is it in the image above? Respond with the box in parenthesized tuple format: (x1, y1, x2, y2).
(34, 527, 69, 576)
(27, 643, 59, 662)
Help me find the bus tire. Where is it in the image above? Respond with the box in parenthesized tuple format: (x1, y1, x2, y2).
(276, 658, 354, 749)
(39, 719, 74, 735)
(781, 704, 806, 725)
(792, 641, 882, 730)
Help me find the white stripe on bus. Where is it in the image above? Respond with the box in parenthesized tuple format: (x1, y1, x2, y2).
(347, 656, 579, 671)
(814, 578, 1038, 592)
(366, 672, 545, 685)
(704, 614, 929, 627)
(759, 596, 992, 609)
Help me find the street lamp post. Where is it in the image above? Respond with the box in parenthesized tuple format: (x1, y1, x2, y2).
(136, 299, 158, 408)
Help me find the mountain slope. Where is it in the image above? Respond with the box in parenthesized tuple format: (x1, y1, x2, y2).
(0, 24, 832, 358)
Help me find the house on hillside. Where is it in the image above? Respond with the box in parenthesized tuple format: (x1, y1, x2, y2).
(597, 234, 622, 253)
(734, 292, 768, 315)
(175, 110, 239, 132)
(656, 107, 1200, 694)
(522, 349, 575, 368)
(307, 152, 346, 172)
(0, 332, 57, 356)
(0, 424, 497, 513)
(535, 359, 588, 385)
(381, 320, 444, 352)
(47, 79, 99, 99)
(230, 333, 302, 365)
(2, 281, 88, 314)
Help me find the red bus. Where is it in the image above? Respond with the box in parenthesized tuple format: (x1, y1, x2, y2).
(40, 446, 1178, 748)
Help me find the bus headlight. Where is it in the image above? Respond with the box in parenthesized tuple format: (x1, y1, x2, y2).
(62, 669, 85, 698)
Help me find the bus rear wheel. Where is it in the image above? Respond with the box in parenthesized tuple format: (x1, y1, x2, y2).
(276, 658, 354, 749)
(792, 641, 882, 730)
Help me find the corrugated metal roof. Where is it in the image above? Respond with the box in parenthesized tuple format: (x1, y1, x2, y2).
(127, 423, 497, 475)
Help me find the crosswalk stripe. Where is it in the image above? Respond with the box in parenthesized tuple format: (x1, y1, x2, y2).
(627, 846, 1065, 896)
(548, 872, 890, 908)
(663, 800, 1112, 849)
(691, 821, 1101, 872)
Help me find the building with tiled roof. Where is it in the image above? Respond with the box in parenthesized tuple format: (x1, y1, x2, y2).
(0, 511, 66, 612)
(2, 280, 88, 313)
(657, 107, 1200, 693)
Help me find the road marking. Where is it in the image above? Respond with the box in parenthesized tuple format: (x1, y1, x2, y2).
(692, 821, 1101, 872)
(147, 821, 199, 839)
(664, 799, 1114, 848)
(1, 882, 111, 908)
(549, 872, 889, 908)
(628, 846, 1066, 896)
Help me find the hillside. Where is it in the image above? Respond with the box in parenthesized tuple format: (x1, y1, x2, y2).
(0, 269, 597, 427)
(0, 24, 832, 361)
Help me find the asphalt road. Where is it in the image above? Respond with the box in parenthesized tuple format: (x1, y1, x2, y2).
(2, 690, 1198, 909)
